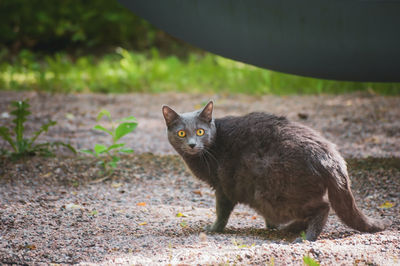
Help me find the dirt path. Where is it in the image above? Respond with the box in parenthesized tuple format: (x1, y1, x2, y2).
(0, 91, 399, 265)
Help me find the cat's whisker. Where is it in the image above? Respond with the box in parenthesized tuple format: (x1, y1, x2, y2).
(204, 147, 219, 165)
(200, 151, 212, 176)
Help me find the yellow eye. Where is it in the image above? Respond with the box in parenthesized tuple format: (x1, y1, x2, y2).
(177, 130, 186, 138)
(196, 128, 205, 136)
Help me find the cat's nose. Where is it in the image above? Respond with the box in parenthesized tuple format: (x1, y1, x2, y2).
(188, 143, 196, 149)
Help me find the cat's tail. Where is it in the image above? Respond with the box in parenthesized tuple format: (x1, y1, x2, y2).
(326, 168, 391, 233)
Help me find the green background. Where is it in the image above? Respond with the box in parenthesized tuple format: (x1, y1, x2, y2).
(1, 0, 399, 94)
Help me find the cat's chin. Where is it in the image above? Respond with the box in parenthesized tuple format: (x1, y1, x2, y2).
(182, 148, 203, 156)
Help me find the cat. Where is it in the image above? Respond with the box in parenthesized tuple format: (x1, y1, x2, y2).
(162, 101, 391, 241)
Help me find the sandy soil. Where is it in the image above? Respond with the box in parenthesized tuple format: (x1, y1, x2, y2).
(0, 91, 399, 265)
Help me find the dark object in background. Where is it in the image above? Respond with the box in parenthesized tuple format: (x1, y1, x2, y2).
(119, 0, 400, 82)
(298, 113, 309, 120)
(0, 0, 190, 56)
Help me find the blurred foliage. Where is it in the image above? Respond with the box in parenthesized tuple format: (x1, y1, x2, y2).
(0, 0, 398, 95)
(0, 0, 194, 56)
(0, 49, 398, 95)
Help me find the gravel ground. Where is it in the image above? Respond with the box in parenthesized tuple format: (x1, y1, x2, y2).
(0, 91, 399, 265)
(0, 91, 399, 158)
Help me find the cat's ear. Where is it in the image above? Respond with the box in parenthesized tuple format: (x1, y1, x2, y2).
(199, 101, 213, 123)
(162, 105, 180, 126)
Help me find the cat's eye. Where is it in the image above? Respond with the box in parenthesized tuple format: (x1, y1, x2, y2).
(177, 130, 186, 138)
(196, 128, 205, 136)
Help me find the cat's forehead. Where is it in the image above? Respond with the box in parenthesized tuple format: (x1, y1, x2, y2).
(180, 110, 201, 120)
(176, 110, 209, 128)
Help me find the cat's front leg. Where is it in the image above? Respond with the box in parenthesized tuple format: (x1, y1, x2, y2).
(205, 189, 236, 233)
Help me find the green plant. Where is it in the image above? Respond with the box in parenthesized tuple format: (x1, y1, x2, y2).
(80, 109, 137, 176)
(1, 49, 399, 95)
(231, 238, 255, 248)
(303, 255, 320, 266)
(300, 231, 307, 241)
(0, 99, 76, 158)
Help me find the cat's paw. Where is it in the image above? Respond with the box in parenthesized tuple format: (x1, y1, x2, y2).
(266, 224, 278, 230)
(366, 218, 392, 232)
(204, 223, 224, 233)
(292, 237, 306, 244)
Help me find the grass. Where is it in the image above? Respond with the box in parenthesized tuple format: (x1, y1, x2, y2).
(0, 48, 399, 95)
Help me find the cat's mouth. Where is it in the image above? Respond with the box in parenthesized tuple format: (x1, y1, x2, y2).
(182, 147, 203, 155)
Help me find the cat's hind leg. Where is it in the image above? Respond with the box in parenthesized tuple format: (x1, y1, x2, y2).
(266, 223, 278, 230)
(205, 190, 236, 233)
(293, 202, 330, 242)
(284, 220, 308, 233)
(263, 218, 277, 230)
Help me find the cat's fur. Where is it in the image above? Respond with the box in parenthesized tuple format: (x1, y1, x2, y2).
(162, 101, 390, 241)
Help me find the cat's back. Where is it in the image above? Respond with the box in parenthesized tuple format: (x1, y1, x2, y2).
(215, 112, 288, 150)
(215, 112, 287, 137)
(214, 111, 338, 165)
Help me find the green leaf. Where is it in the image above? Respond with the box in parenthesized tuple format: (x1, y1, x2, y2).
(80, 149, 95, 156)
(105, 143, 125, 152)
(379, 201, 394, 209)
(30, 142, 51, 155)
(94, 144, 107, 155)
(116, 115, 137, 123)
(88, 210, 98, 216)
(29, 120, 57, 147)
(96, 109, 111, 122)
(303, 255, 320, 266)
(32, 141, 76, 155)
(50, 142, 77, 154)
(300, 231, 306, 240)
(107, 161, 117, 169)
(93, 125, 113, 136)
(11, 100, 30, 109)
(111, 156, 120, 163)
(11, 100, 31, 147)
(98, 160, 105, 167)
(16, 139, 29, 155)
(180, 220, 188, 228)
(114, 122, 137, 142)
(120, 148, 134, 154)
(0, 126, 17, 152)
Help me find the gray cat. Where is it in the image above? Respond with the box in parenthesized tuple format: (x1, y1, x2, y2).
(162, 101, 390, 241)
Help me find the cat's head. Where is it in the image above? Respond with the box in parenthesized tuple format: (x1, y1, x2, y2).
(162, 101, 216, 156)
